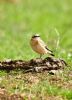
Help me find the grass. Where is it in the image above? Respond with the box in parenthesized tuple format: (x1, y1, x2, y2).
(0, 0, 72, 99)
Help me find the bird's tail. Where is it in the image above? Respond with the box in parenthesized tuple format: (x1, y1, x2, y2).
(48, 50, 55, 56)
(48, 51, 55, 56)
(50, 53, 55, 56)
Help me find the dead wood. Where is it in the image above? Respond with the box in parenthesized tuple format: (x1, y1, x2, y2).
(0, 57, 67, 72)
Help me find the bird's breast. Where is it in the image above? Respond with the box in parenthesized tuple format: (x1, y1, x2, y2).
(30, 39, 48, 54)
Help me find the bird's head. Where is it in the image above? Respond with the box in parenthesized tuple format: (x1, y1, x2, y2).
(32, 34, 40, 39)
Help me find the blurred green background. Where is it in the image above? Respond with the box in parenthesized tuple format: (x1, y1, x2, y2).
(0, 0, 72, 63)
(0, 1, 72, 99)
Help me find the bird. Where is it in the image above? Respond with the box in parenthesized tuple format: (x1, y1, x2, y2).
(30, 34, 54, 58)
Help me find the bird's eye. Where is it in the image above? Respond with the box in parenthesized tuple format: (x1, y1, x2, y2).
(32, 35, 40, 38)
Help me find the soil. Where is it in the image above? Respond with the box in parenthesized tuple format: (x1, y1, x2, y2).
(0, 57, 68, 100)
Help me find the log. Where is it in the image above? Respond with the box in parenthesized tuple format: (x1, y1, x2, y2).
(0, 57, 67, 72)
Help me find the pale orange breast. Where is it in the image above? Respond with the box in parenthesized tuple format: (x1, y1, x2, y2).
(30, 39, 48, 54)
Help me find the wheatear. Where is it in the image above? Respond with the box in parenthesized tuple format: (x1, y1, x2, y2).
(30, 34, 54, 58)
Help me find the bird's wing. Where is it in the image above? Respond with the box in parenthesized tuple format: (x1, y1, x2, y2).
(38, 39, 53, 53)
(45, 46, 53, 53)
(38, 39, 47, 47)
(45, 46, 54, 56)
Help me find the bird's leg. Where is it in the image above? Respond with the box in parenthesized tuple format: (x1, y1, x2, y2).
(40, 54, 42, 59)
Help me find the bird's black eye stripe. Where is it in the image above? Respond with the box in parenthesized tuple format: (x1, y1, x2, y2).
(32, 35, 40, 38)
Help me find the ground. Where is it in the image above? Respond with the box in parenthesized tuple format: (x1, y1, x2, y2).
(0, 0, 72, 100)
